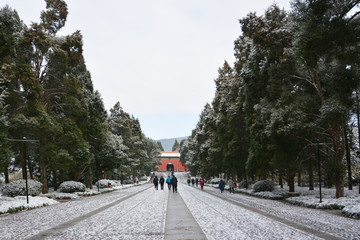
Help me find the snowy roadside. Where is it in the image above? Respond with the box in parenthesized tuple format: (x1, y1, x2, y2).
(179, 182, 323, 240)
(0, 183, 153, 239)
(206, 183, 360, 219)
(201, 184, 360, 240)
(0, 195, 58, 214)
(0, 181, 149, 215)
(47, 186, 168, 240)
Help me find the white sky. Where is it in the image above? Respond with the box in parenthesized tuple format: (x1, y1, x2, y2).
(3, 0, 291, 140)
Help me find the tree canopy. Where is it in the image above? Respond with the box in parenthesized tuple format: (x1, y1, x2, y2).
(0, 1, 161, 192)
(181, 1, 360, 198)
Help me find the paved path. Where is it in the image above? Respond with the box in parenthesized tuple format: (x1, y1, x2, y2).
(206, 191, 342, 240)
(2, 174, 359, 239)
(165, 190, 207, 240)
(27, 186, 152, 240)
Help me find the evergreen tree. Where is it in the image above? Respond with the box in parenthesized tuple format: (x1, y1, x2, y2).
(0, 87, 11, 183)
(179, 139, 189, 165)
(87, 90, 108, 187)
(172, 139, 180, 152)
(290, 0, 360, 197)
(0, 5, 22, 183)
(144, 138, 162, 175)
(0, 1, 161, 190)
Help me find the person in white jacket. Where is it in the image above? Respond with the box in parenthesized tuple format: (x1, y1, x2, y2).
(228, 178, 235, 194)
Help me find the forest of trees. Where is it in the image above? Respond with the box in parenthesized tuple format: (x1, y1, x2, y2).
(180, 0, 360, 198)
(0, 0, 162, 193)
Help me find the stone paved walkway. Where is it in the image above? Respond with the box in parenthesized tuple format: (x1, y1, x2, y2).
(165, 190, 207, 240)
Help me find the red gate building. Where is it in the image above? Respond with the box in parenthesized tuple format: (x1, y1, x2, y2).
(157, 152, 187, 172)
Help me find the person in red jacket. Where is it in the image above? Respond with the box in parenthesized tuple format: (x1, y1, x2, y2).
(200, 177, 205, 190)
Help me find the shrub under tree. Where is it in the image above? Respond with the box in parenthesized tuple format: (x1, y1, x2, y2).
(0, 179, 42, 197)
(59, 181, 86, 193)
(252, 180, 275, 192)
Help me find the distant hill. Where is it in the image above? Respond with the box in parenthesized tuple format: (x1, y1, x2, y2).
(158, 137, 188, 152)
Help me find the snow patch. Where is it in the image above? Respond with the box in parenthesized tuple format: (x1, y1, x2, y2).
(0, 196, 58, 214)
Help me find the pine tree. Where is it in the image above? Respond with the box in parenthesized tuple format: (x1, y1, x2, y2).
(291, 0, 360, 197)
(172, 139, 180, 152)
(0, 5, 22, 183)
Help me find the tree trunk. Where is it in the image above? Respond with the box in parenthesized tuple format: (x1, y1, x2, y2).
(72, 169, 82, 182)
(85, 174, 89, 188)
(39, 136, 48, 194)
(334, 125, 346, 198)
(89, 174, 93, 189)
(344, 127, 353, 190)
(356, 90, 360, 149)
(287, 174, 295, 192)
(40, 158, 48, 193)
(336, 178, 345, 198)
(297, 172, 301, 187)
(28, 157, 33, 179)
(279, 175, 283, 188)
(85, 174, 93, 189)
(308, 160, 314, 190)
(311, 68, 345, 198)
(59, 170, 64, 184)
(5, 170, 9, 183)
(53, 170, 58, 191)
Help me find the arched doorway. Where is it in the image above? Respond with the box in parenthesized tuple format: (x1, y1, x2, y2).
(166, 163, 174, 172)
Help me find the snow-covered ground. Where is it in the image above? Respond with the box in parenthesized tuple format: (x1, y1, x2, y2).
(0, 195, 58, 214)
(0, 181, 147, 214)
(47, 186, 168, 240)
(188, 183, 360, 240)
(180, 184, 322, 239)
(0, 184, 158, 239)
(1, 173, 359, 240)
(206, 182, 360, 218)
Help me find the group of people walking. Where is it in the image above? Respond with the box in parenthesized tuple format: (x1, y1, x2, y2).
(153, 175, 235, 194)
(219, 178, 236, 193)
(153, 175, 178, 193)
(187, 177, 205, 190)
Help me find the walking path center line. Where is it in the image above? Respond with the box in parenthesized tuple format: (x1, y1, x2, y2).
(26, 185, 152, 240)
(165, 190, 207, 240)
(206, 191, 344, 240)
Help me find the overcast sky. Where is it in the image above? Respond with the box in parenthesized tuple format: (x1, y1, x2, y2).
(3, 0, 291, 140)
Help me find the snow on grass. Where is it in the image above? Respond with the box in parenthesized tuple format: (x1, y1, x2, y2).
(206, 182, 360, 218)
(234, 188, 285, 200)
(0, 180, 149, 215)
(342, 204, 360, 218)
(0, 195, 58, 214)
(286, 195, 360, 210)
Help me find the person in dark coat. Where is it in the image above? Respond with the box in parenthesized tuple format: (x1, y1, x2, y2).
(195, 178, 199, 187)
(153, 176, 159, 190)
(159, 176, 165, 190)
(219, 179, 225, 193)
(171, 175, 178, 193)
(191, 178, 195, 186)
